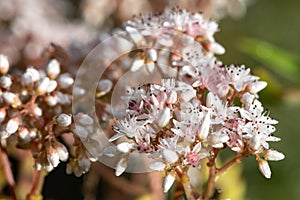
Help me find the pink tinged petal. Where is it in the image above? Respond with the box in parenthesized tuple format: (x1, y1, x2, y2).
(209, 42, 225, 55)
(248, 81, 267, 94)
(157, 108, 171, 127)
(115, 157, 128, 176)
(131, 59, 144, 72)
(149, 161, 166, 171)
(264, 150, 285, 161)
(163, 149, 179, 164)
(117, 142, 133, 154)
(198, 110, 211, 140)
(249, 134, 261, 151)
(258, 159, 271, 179)
(163, 173, 176, 193)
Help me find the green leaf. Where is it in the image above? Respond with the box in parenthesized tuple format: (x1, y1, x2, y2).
(237, 37, 300, 83)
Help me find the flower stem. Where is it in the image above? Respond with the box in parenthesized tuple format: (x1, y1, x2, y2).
(0, 145, 17, 200)
(216, 154, 243, 175)
(27, 169, 45, 200)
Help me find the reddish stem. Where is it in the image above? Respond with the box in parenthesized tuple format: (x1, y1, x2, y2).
(216, 154, 243, 175)
(0, 146, 17, 200)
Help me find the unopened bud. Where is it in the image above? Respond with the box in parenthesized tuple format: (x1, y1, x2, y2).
(0, 108, 6, 123)
(5, 117, 20, 135)
(2, 92, 21, 107)
(46, 59, 60, 79)
(57, 113, 72, 127)
(0, 75, 12, 89)
(0, 54, 9, 74)
(57, 73, 74, 89)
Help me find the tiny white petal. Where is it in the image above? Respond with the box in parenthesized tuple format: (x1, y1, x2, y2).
(157, 108, 171, 127)
(146, 49, 157, 62)
(115, 157, 128, 176)
(264, 149, 285, 161)
(117, 142, 133, 153)
(249, 134, 261, 151)
(163, 149, 178, 164)
(163, 173, 176, 193)
(248, 81, 267, 94)
(131, 59, 144, 72)
(6, 118, 19, 134)
(198, 110, 211, 140)
(47, 150, 60, 168)
(57, 145, 69, 161)
(209, 42, 225, 54)
(149, 161, 165, 171)
(109, 132, 125, 142)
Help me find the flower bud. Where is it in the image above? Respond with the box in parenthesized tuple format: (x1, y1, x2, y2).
(56, 143, 69, 161)
(57, 73, 74, 89)
(5, 117, 20, 135)
(18, 127, 31, 143)
(32, 104, 42, 116)
(36, 77, 50, 95)
(78, 157, 91, 173)
(0, 108, 6, 123)
(2, 92, 21, 107)
(21, 67, 40, 86)
(45, 95, 57, 106)
(57, 113, 72, 127)
(115, 157, 128, 176)
(0, 75, 12, 89)
(264, 149, 285, 161)
(46, 59, 60, 79)
(163, 173, 176, 193)
(97, 79, 112, 97)
(47, 147, 60, 168)
(0, 54, 9, 74)
(76, 113, 94, 126)
(257, 158, 271, 179)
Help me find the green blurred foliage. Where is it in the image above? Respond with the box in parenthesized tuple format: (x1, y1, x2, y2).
(216, 0, 300, 199)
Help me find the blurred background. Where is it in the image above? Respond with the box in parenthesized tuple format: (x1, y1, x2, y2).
(0, 0, 299, 199)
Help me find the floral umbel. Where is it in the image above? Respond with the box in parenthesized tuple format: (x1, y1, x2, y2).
(102, 8, 285, 199)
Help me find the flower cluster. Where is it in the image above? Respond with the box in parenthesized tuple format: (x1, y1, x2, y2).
(0, 54, 98, 176)
(103, 9, 284, 198)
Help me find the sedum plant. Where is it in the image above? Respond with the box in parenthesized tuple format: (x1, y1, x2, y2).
(0, 7, 284, 200)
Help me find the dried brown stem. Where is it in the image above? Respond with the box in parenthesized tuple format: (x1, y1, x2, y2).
(0, 145, 17, 200)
